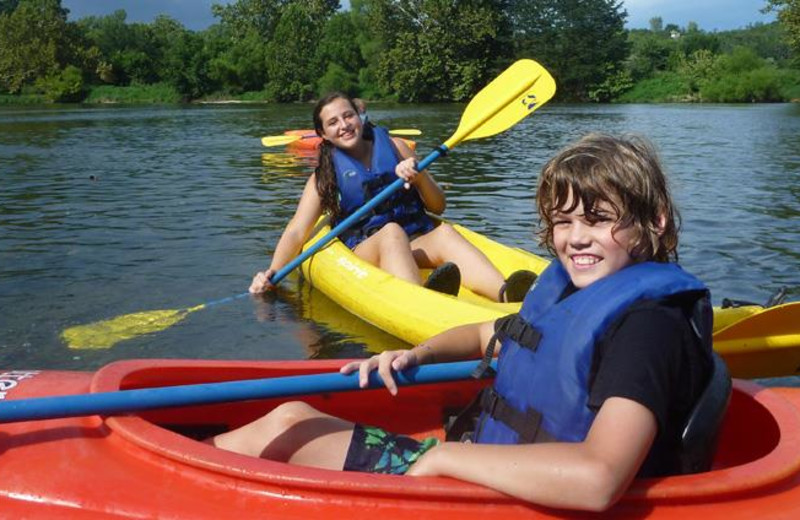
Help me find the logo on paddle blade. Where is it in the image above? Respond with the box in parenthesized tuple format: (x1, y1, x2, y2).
(521, 94, 538, 111)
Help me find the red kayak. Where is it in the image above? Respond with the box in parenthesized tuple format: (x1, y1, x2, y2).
(285, 129, 417, 152)
(1, 358, 800, 518)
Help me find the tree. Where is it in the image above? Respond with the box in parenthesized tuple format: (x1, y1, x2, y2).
(765, 0, 800, 61)
(718, 22, 791, 64)
(78, 11, 162, 85)
(212, 0, 288, 41)
(0, 0, 82, 93)
(0, 0, 20, 15)
(151, 15, 213, 99)
(264, 0, 340, 101)
(511, 0, 629, 101)
(205, 24, 268, 94)
(649, 16, 663, 33)
(315, 12, 364, 95)
(626, 29, 676, 80)
(366, 0, 512, 102)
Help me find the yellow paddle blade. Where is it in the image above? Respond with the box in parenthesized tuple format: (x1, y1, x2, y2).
(62, 305, 205, 350)
(261, 135, 302, 147)
(713, 301, 800, 353)
(388, 129, 422, 136)
(444, 59, 556, 149)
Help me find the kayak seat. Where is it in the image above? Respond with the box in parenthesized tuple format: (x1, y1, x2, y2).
(679, 352, 732, 474)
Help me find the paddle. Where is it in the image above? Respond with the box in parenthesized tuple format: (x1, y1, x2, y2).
(261, 128, 423, 147)
(62, 59, 556, 350)
(0, 359, 496, 424)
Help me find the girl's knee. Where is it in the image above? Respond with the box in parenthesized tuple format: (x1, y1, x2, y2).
(429, 222, 461, 242)
(377, 222, 407, 239)
(375, 222, 411, 250)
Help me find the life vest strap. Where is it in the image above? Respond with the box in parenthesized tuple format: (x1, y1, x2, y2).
(472, 314, 542, 379)
(479, 387, 544, 444)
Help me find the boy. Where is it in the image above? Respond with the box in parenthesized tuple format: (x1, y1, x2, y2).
(214, 133, 713, 512)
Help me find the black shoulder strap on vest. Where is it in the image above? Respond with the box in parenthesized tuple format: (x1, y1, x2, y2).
(472, 313, 543, 379)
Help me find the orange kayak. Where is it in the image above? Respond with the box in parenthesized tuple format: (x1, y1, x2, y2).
(285, 129, 417, 152)
(1, 359, 800, 518)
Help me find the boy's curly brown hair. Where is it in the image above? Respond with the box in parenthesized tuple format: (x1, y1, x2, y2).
(536, 133, 680, 263)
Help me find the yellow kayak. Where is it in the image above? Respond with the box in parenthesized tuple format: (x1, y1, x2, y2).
(301, 219, 800, 378)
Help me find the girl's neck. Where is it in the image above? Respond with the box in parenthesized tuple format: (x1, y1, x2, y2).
(345, 139, 372, 169)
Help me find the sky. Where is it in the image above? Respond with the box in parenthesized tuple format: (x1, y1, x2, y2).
(62, 0, 776, 33)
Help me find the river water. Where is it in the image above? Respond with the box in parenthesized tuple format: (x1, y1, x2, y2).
(1, 103, 798, 372)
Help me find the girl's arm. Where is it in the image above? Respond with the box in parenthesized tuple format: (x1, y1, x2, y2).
(407, 396, 657, 512)
(392, 137, 446, 214)
(249, 175, 323, 293)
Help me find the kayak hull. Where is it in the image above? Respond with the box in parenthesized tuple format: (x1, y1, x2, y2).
(300, 219, 800, 378)
(1, 359, 800, 518)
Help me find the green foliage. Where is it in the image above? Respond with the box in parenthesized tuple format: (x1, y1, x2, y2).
(34, 64, 85, 101)
(589, 65, 634, 102)
(372, 0, 512, 102)
(616, 73, 688, 103)
(717, 22, 791, 64)
(211, 0, 286, 40)
(151, 16, 214, 99)
(0, 0, 76, 93)
(699, 47, 800, 102)
(264, 1, 339, 101)
(511, 0, 629, 102)
(205, 26, 267, 94)
(675, 49, 718, 94)
(84, 82, 182, 103)
(765, 0, 800, 60)
(77, 10, 161, 85)
(701, 66, 792, 102)
(626, 30, 675, 80)
(318, 62, 358, 95)
(315, 11, 363, 95)
(0, 92, 47, 104)
(0, 0, 797, 104)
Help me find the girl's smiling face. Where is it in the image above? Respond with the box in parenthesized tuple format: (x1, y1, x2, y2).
(551, 190, 639, 289)
(317, 98, 363, 150)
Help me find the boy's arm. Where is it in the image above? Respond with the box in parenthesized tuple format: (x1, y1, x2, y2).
(408, 397, 657, 512)
(342, 321, 496, 394)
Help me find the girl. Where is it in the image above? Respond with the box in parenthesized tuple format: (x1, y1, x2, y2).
(250, 92, 533, 302)
(224, 133, 713, 512)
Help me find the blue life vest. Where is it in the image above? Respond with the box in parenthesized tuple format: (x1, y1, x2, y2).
(332, 126, 433, 249)
(474, 260, 710, 444)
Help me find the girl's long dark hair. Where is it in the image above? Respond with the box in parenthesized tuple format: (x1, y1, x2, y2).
(312, 92, 360, 221)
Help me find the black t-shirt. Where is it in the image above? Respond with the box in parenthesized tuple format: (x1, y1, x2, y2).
(586, 294, 713, 477)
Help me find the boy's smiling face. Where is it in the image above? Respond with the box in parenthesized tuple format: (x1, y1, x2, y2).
(552, 190, 638, 289)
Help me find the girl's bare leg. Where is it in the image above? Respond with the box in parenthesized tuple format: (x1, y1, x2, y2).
(411, 224, 505, 301)
(211, 401, 354, 470)
(353, 222, 421, 285)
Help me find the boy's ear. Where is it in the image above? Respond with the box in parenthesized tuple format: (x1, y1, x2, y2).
(655, 213, 667, 236)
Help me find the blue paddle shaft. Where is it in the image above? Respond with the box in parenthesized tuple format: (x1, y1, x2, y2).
(0, 359, 495, 424)
(271, 146, 448, 284)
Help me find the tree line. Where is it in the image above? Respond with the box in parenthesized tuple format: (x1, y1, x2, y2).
(0, 0, 798, 104)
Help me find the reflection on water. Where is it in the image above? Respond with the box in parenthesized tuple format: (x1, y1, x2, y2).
(0, 103, 798, 377)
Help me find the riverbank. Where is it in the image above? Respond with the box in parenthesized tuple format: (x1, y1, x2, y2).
(2, 75, 799, 106)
